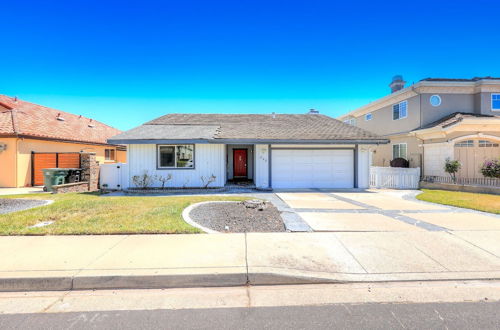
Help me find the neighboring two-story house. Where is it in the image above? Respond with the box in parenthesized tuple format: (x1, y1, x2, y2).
(338, 76, 500, 179)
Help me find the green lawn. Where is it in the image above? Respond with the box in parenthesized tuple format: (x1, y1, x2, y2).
(416, 189, 500, 214)
(0, 192, 248, 235)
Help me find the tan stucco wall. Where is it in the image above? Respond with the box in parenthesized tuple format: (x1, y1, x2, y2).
(353, 95, 421, 136)
(345, 91, 499, 138)
(116, 150, 127, 163)
(371, 135, 422, 168)
(0, 138, 18, 187)
(420, 93, 476, 127)
(11, 138, 124, 187)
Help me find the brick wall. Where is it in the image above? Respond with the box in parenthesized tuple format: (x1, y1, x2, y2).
(52, 152, 100, 194)
(81, 153, 99, 192)
(52, 182, 89, 194)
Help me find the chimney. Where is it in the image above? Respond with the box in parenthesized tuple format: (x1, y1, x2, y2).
(271, 112, 276, 119)
(389, 75, 406, 93)
(308, 109, 319, 114)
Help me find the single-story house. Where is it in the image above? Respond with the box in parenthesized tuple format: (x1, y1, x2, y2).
(108, 113, 388, 189)
(0, 95, 126, 187)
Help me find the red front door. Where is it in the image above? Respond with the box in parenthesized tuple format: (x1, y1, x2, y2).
(233, 149, 247, 177)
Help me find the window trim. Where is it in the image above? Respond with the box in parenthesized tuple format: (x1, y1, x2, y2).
(479, 140, 500, 147)
(365, 113, 372, 121)
(392, 143, 408, 160)
(454, 140, 474, 147)
(105, 148, 116, 161)
(156, 144, 196, 170)
(430, 95, 442, 107)
(392, 101, 408, 120)
(492, 94, 500, 111)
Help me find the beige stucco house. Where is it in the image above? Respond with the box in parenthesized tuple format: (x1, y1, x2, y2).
(0, 95, 126, 187)
(338, 76, 500, 179)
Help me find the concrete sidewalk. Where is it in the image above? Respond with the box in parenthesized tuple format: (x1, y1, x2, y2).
(2, 231, 500, 291)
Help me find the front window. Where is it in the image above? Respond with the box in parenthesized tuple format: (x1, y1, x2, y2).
(454, 140, 474, 147)
(105, 149, 115, 161)
(365, 113, 372, 121)
(158, 145, 194, 168)
(492, 94, 500, 111)
(479, 140, 499, 147)
(392, 143, 407, 160)
(393, 101, 408, 120)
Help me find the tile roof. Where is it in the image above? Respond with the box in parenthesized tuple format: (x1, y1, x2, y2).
(0, 95, 122, 145)
(419, 112, 499, 130)
(110, 113, 387, 143)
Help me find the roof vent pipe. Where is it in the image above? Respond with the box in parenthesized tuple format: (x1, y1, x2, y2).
(308, 109, 319, 114)
(271, 112, 276, 119)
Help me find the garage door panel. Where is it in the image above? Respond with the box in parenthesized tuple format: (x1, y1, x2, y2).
(272, 149, 354, 189)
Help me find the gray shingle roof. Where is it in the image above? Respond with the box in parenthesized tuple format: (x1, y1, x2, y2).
(109, 113, 387, 144)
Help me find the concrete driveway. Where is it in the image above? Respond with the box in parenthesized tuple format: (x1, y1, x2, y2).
(276, 189, 500, 233)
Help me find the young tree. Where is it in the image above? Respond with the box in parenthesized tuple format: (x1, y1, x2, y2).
(444, 158, 461, 184)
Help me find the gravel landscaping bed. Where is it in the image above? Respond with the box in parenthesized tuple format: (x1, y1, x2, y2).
(189, 201, 286, 233)
(0, 199, 49, 215)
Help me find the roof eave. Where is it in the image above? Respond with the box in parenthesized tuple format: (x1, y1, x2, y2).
(108, 138, 390, 145)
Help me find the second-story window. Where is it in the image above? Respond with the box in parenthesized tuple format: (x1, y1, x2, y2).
(392, 101, 408, 120)
(365, 113, 372, 121)
(492, 94, 500, 111)
(343, 118, 356, 126)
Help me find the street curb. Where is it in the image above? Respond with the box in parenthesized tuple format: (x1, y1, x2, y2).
(2, 271, 500, 292)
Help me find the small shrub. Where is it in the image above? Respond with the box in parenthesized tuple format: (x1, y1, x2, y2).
(201, 174, 217, 188)
(132, 171, 156, 189)
(444, 158, 461, 183)
(157, 174, 173, 189)
(481, 159, 500, 179)
(390, 158, 409, 168)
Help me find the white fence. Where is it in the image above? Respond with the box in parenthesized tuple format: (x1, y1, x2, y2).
(370, 166, 421, 189)
(100, 163, 129, 190)
(422, 175, 500, 187)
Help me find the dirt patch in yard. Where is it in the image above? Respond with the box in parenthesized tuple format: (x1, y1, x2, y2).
(0, 199, 48, 214)
(189, 201, 286, 233)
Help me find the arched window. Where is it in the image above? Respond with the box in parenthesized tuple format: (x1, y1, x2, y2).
(479, 140, 500, 147)
(454, 140, 474, 147)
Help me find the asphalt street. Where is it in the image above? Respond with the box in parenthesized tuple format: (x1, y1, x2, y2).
(1, 301, 499, 330)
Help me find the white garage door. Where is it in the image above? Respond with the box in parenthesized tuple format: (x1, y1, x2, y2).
(272, 149, 354, 189)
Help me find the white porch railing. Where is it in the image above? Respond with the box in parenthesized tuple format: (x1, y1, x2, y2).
(370, 166, 421, 189)
(100, 163, 129, 190)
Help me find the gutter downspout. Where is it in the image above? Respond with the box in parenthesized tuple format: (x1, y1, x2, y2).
(411, 85, 425, 178)
(10, 108, 20, 187)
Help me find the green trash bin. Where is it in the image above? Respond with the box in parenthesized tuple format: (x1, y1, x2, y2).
(42, 169, 71, 192)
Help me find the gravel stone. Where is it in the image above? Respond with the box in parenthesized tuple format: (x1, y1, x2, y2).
(0, 199, 48, 214)
(190, 201, 286, 233)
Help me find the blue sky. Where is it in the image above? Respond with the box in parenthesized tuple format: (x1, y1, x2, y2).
(2, 0, 499, 130)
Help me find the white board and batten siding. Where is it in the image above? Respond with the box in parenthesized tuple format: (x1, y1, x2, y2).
(254, 144, 270, 189)
(127, 144, 226, 188)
